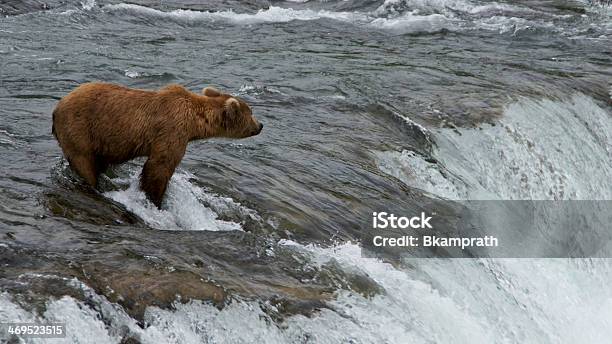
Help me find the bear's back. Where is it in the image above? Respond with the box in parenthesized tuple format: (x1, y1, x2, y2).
(53, 82, 192, 162)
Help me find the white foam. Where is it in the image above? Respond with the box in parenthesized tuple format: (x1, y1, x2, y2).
(124, 69, 140, 78)
(370, 12, 451, 33)
(377, 94, 612, 200)
(468, 4, 526, 14)
(375, 0, 475, 17)
(375, 0, 564, 34)
(0, 276, 178, 344)
(377, 0, 539, 17)
(102, 3, 451, 34)
(104, 170, 245, 231)
(0, 129, 18, 147)
(81, 0, 96, 11)
(58, 0, 601, 36)
(95, 1, 578, 36)
(104, 4, 365, 24)
(0, 292, 118, 344)
(238, 84, 256, 93)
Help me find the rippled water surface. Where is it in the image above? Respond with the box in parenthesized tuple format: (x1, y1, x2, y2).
(1, 0, 611, 343)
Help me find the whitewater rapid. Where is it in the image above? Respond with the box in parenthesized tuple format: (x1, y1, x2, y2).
(104, 170, 259, 232)
(376, 93, 612, 200)
(60, 0, 609, 36)
(3, 248, 612, 343)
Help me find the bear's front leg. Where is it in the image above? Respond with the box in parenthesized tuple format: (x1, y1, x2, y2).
(140, 141, 187, 209)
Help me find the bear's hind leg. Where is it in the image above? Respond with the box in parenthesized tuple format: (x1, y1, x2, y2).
(68, 154, 98, 188)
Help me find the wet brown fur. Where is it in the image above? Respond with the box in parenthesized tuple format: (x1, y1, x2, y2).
(52, 82, 262, 208)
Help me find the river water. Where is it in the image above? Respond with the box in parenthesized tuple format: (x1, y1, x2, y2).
(0, 0, 611, 343)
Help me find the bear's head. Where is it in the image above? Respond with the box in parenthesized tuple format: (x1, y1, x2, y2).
(203, 87, 263, 139)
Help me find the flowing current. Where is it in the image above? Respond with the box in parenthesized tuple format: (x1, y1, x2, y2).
(0, 0, 611, 343)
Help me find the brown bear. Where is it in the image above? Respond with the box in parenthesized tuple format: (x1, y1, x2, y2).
(52, 82, 263, 208)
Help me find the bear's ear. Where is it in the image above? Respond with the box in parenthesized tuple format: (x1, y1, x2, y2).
(224, 98, 241, 119)
(203, 87, 221, 97)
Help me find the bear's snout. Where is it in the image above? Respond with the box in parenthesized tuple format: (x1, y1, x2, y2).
(249, 122, 263, 136)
